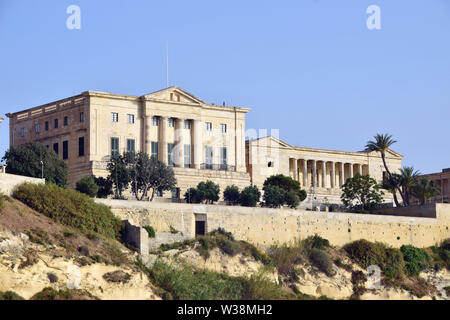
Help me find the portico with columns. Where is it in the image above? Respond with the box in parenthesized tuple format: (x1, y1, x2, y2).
(247, 136, 403, 207)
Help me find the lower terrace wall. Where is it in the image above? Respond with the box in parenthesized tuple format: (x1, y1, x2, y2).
(96, 199, 450, 249)
(0, 172, 45, 196)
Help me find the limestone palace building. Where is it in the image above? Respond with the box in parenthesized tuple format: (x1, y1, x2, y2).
(6, 86, 403, 206)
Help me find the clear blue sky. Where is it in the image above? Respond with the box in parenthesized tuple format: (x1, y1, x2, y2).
(1, 0, 449, 174)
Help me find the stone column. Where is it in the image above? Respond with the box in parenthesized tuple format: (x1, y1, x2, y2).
(193, 120, 203, 169)
(358, 164, 363, 176)
(340, 162, 345, 186)
(174, 118, 184, 167)
(331, 162, 336, 188)
(159, 116, 168, 164)
(322, 161, 326, 188)
(312, 160, 317, 187)
(303, 160, 308, 187)
(293, 159, 298, 181)
(145, 116, 152, 155)
(349, 163, 354, 179)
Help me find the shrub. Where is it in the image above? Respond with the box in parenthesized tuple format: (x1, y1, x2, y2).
(0, 291, 25, 300)
(285, 190, 300, 209)
(0, 193, 6, 212)
(31, 287, 99, 300)
(400, 245, 431, 276)
(309, 248, 334, 277)
(184, 188, 203, 204)
(303, 235, 330, 252)
(76, 176, 99, 198)
(144, 226, 156, 238)
(197, 180, 220, 204)
(263, 174, 307, 202)
(223, 185, 240, 205)
(239, 185, 261, 207)
(13, 183, 123, 240)
(241, 272, 295, 300)
(146, 261, 244, 300)
(25, 228, 52, 245)
(94, 176, 113, 199)
(267, 241, 304, 278)
(263, 185, 286, 208)
(344, 240, 404, 280)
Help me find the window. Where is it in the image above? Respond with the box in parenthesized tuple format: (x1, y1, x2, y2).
(35, 123, 39, 134)
(80, 112, 85, 123)
(205, 146, 213, 169)
(220, 124, 227, 133)
(64, 116, 68, 126)
(168, 143, 175, 166)
(127, 114, 135, 124)
(171, 188, 180, 199)
(151, 141, 159, 159)
(168, 118, 175, 127)
(45, 121, 49, 131)
(206, 122, 212, 132)
(155, 189, 163, 197)
(111, 113, 118, 122)
(46, 145, 49, 149)
(127, 139, 135, 153)
(152, 116, 159, 126)
(111, 137, 119, 156)
(54, 119, 59, 129)
(20, 128, 25, 137)
(220, 147, 227, 169)
(63, 141, 69, 160)
(184, 120, 191, 129)
(184, 144, 191, 168)
(53, 143, 59, 155)
(78, 137, 85, 157)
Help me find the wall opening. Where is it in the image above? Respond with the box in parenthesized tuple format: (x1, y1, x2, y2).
(195, 213, 207, 236)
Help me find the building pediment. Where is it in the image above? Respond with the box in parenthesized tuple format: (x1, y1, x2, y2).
(249, 136, 293, 149)
(361, 148, 404, 159)
(142, 86, 206, 105)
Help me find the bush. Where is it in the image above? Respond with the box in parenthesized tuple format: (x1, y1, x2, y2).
(13, 183, 123, 240)
(401, 245, 431, 276)
(285, 190, 300, 209)
(241, 272, 295, 300)
(263, 174, 307, 202)
(0, 193, 6, 212)
(184, 188, 203, 204)
(94, 176, 113, 199)
(239, 185, 261, 207)
(31, 287, 98, 300)
(146, 261, 244, 300)
(267, 241, 304, 279)
(309, 248, 334, 277)
(144, 226, 156, 238)
(344, 240, 404, 280)
(0, 291, 25, 300)
(197, 180, 220, 204)
(224, 185, 240, 205)
(76, 176, 99, 198)
(263, 185, 286, 208)
(303, 235, 330, 251)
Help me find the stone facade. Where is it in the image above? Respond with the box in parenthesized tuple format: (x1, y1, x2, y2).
(6, 87, 251, 198)
(246, 136, 403, 206)
(415, 168, 450, 204)
(96, 199, 450, 248)
(6, 86, 402, 205)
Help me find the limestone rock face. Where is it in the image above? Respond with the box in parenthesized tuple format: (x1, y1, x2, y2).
(0, 231, 160, 300)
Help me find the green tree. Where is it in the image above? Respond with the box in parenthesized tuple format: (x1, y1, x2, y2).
(411, 177, 440, 205)
(2, 142, 67, 187)
(184, 187, 203, 204)
(94, 176, 113, 199)
(366, 134, 406, 205)
(263, 174, 307, 202)
(341, 174, 384, 212)
(399, 166, 421, 206)
(197, 180, 220, 204)
(106, 154, 130, 198)
(126, 152, 177, 201)
(263, 185, 286, 208)
(239, 185, 261, 207)
(223, 185, 240, 205)
(75, 176, 98, 198)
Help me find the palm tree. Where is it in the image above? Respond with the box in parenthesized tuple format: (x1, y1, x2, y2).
(399, 166, 421, 206)
(382, 173, 402, 207)
(366, 134, 406, 206)
(411, 178, 440, 205)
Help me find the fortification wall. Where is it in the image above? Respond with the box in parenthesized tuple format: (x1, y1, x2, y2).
(0, 172, 45, 196)
(96, 199, 450, 248)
